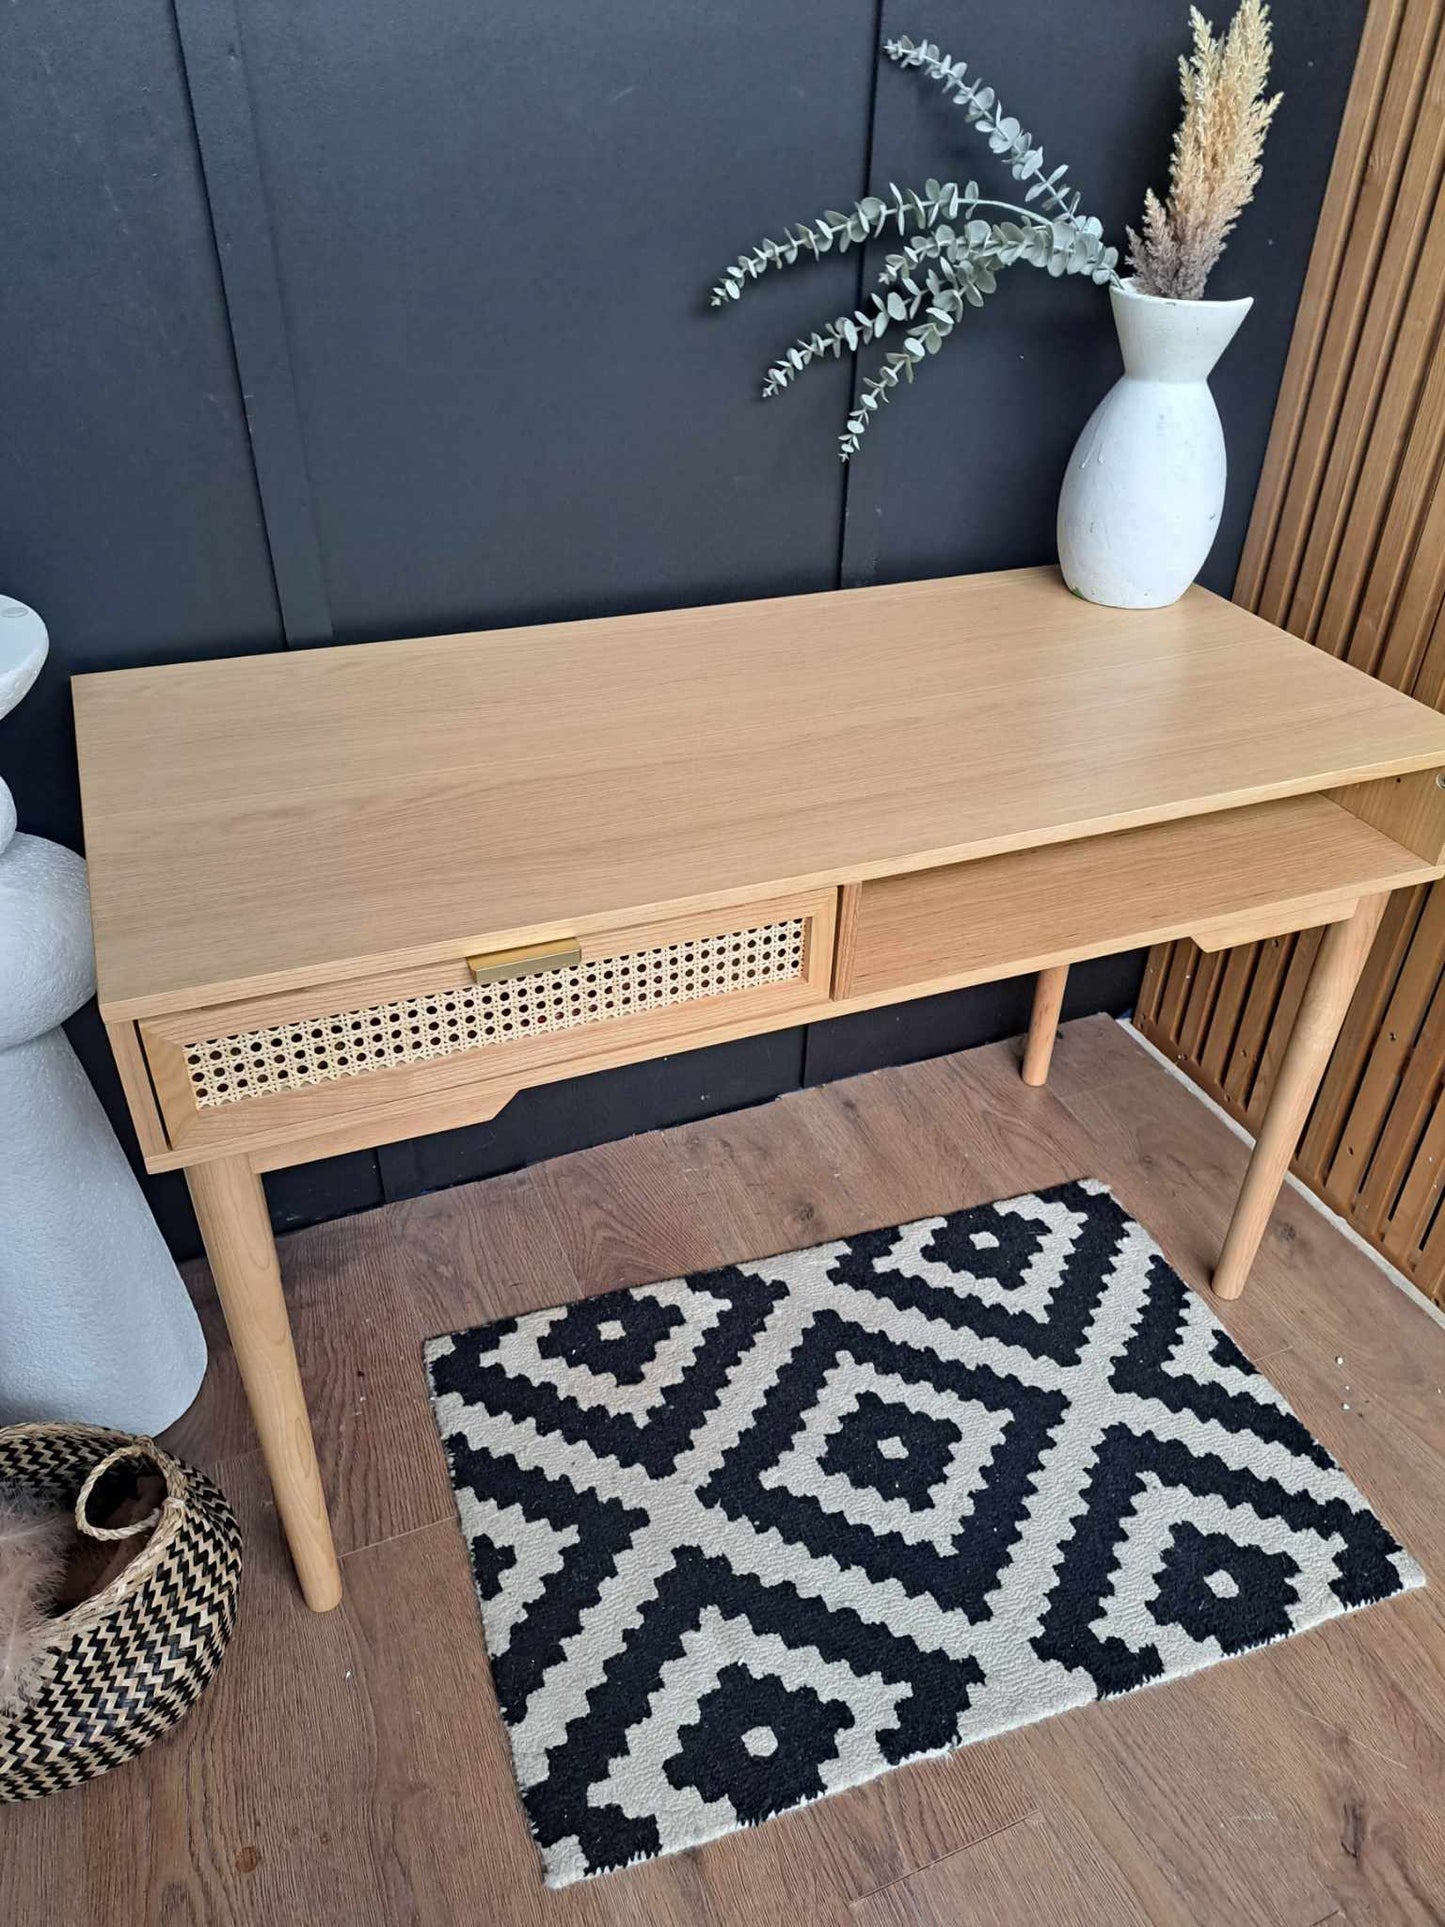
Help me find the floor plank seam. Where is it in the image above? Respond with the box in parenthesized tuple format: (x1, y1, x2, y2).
(845, 1810, 1043, 1911)
(337, 1514, 453, 1564)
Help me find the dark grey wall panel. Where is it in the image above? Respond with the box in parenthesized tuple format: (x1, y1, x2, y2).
(0, 0, 284, 848)
(226, 0, 878, 641)
(0, 0, 290, 1261)
(836, 0, 1363, 593)
(173, 0, 335, 644)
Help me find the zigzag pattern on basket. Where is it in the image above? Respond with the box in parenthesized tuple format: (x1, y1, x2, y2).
(0, 1423, 243, 1803)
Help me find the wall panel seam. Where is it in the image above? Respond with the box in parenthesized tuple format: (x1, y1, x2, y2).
(171, 0, 334, 648)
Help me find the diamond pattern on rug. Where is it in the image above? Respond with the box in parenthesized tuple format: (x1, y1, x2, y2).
(424, 1179, 1424, 1887)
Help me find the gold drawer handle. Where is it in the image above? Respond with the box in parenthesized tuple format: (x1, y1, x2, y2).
(468, 938, 582, 986)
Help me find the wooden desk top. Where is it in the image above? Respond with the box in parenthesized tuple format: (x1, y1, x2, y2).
(74, 566, 1445, 1019)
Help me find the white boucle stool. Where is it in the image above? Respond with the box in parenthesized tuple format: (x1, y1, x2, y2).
(0, 598, 206, 1433)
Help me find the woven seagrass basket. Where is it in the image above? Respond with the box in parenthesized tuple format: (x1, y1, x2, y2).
(0, 1420, 242, 1802)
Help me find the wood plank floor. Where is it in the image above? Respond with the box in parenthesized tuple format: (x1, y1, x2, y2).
(5, 1016, 1445, 1926)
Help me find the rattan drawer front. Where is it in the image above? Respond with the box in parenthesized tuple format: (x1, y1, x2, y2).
(139, 890, 837, 1161)
(188, 917, 807, 1107)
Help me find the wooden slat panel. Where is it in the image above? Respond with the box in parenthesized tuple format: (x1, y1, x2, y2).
(1355, 966, 1445, 1235)
(1413, 584, 1445, 710)
(1253, 926, 1325, 1116)
(1255, 0, 1444, 625)
(1144, 0, 1445, 1305)
(1233, 936, 1302, 1109)
(1279, 9, 1445, 641)
(1236, 0, 1415, 607)
(1176, 948, 1227, 1069)
(1385, 1043, 1445, 1248)
(1374, 471, 1445, 691)
(1313, 168, 1445, 663)
(1157, 940, 1204, 1046)
(1320, 883, 1441, 1200)
(1410, 1155, 1445, 1277)
(1199, 942, 1260, 1089)
(1300, 881, 1425, 1178)
(1134, 942, 1172, 1028)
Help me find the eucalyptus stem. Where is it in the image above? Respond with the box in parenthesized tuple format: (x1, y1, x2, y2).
(883, 36, 1087, 232)
(710, 179, 984, 307)
(708, 31, 1121, 459)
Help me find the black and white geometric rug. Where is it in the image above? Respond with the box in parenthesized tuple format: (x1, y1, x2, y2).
(424, 1179, 1423, 1887)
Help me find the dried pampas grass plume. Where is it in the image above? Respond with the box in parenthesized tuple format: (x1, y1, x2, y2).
(1129, 0, 1282, 300)
(0, 1486, 70, 1715)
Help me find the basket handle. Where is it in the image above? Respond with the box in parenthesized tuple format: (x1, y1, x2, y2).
(74, 1442, 167, 1541)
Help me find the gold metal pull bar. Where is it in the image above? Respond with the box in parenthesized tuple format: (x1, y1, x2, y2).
(467, 938, 582, 986)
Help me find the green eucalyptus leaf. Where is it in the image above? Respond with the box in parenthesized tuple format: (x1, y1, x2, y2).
(722, 37, 1121, 458)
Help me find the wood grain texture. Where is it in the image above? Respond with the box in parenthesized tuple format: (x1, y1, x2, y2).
(73, 566, 1445, 1019)
(244, 1075, 521, 1174)
(1215, 895, 1389, 1297)
(832, 882, 864, 998)
(129, 790, 1441, 1179)
(78, 1450, 373, 1925)
(1146, 0, 1445, 1307)
(102, 1017, 170, 1160)
(1192, 905, 1353, 955)
(1332, 767, 1445, 862)
(7, 1018, 1441, 1923)
(850, 1812, 1152, 1927)
(163, 1211, 454, 1559)
(136, 888, 837, 1168)
(844, 794, 1433, 1003)
(185, 1157, 341, 1610)
(144, 892, 837, 1043)
(1022, 966, 1069, 1087)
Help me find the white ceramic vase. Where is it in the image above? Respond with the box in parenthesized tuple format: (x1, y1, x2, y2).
(1057, 280, 1253, 609)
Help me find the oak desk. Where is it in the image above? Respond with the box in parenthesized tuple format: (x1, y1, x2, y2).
(74, 566, 1445, 1610)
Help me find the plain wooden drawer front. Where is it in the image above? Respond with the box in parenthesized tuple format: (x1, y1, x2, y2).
(835, 795, 1440, 1004)
(140, 889, 837, 1160)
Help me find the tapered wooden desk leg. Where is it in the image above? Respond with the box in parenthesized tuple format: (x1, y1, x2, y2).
(1213, 895, 1388, 1302)
(1022, 965, 1070, 1086)
(185, 1156, 342, 1611)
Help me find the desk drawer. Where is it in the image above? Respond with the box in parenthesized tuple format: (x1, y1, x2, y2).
(141, 889, 836, 1160)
